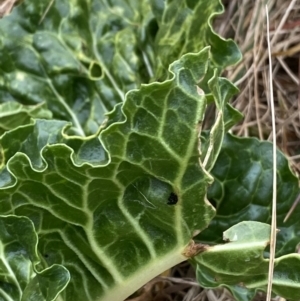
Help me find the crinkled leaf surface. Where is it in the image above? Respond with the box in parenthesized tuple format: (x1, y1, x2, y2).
(194, 221, 300, 301)
(0, 48, 222, 301)
(0, 0, 154, 135)
(0, 215, 69, 301)
(151, 0, 241, 79)
(0, 102, 52, 135)
(0, 0, 241, 136)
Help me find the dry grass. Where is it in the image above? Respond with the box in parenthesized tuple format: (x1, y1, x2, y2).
(0, 0, 18, 16)
(222, 0, 300, 173)
(221, 0, 300, 230)
(1, 0, 299, 300)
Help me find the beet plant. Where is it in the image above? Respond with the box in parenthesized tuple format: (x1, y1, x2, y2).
(0, 1, 299, 301)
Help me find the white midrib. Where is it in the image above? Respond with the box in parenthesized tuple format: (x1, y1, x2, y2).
(97, 246, 188, 301)
(173, 93, 208, 246)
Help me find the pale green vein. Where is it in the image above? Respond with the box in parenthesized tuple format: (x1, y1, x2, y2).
(173, 98, 207, 245)
(142, 51, 154, 78)
(49, 168, 88, 187)
(59, 229, 120, 288)
(43, 183, 84, 210)
(209, 242, 267, 252)
(25, 40, 87, 136)
(130, 131, 182, 163)
(0, 242, 22, 297)
(97, 157, 158, 258)
(0, 289, 15, 301)
(45, 78, 85, 136)
(157, 91, 171, 138)
(116, 185, 157, 258)
(91, 18, 125, 101)
(17, 190, 86, 227)
(64, 263, 94, 301)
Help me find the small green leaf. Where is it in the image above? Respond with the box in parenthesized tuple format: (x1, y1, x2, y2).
(0, 215, 69, 301)
(194, 221, 300, 301)
(195, 222, 270, 288)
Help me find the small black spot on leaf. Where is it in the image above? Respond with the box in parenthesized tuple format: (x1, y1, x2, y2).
(167, 192, 178, 205)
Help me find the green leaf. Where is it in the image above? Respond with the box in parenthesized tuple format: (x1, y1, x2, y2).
(0, 0, 155, 135)
(0, 215, 69, 301)
(0, 1, 244, 299)
(0, 0, 241, 136)
(0, 102, 52, 136)
(197, 133, 300, 257)
(194, 221, 300, 301)
(151, 0, 242, 80)
(0, 48, 224, 301)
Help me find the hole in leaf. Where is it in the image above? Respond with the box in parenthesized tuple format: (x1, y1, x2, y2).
(167, 192, 178, 205)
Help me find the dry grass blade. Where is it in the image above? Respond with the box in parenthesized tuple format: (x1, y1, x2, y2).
(265, 5, 277, 301)
(0, 0, 18, 16)
(284, 192, 300, 222)
(39, 0, 55, 25)
(222, 0, 300, 223)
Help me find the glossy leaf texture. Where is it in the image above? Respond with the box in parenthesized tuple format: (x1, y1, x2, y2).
(195, 134, 300, 299)
(0, 215, 69, 301)
(194, 221, 300, 301)
(0, 0, 241, 135)
(0, 48, 234, 301)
